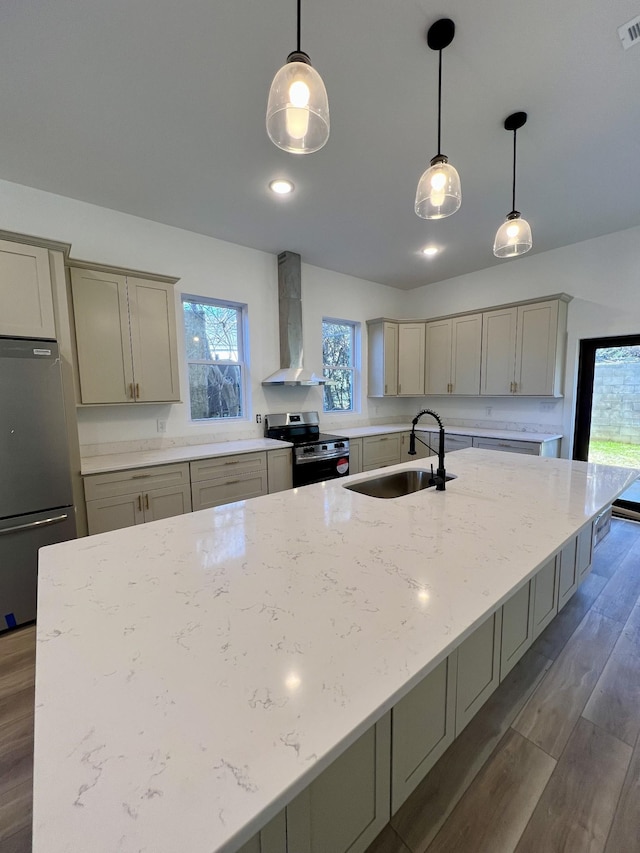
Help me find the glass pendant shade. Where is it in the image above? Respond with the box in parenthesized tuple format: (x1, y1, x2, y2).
(493, 213, 532, 258)
(266, 54, 329, 154)
(415, 156, 462, 220)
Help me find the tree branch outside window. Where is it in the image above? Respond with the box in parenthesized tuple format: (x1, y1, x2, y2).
(323, 319, 357, 412)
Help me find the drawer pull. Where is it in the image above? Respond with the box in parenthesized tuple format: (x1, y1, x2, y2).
(224, 460, 241, 465)
(131, 474, 148, 479)
(225, 479, 241, 485)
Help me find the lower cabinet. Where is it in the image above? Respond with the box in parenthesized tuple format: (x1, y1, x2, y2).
(500, 580, 535, 680)
(286, 715, 391, 853)
(237, 811, 287, 853)
(348, 438, 363, 475)
(577, 522, 594, 580)
(455, 609, 503, 735)
(532, 556, 558, 639)
(362, 433, 403, 471)
(557, 537, 578, 611)
(190, 452, 268, 510)
(84, 463, 191, 535)
(391, 657, 456, 813)
(267, 448, 293, 494)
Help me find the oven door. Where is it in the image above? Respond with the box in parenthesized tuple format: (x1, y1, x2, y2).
(293, 454, 350, 487)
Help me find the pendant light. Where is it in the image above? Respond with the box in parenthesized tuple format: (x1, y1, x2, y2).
(415, 18, 461, 220)
(493, 112, 532, 258)
(266, 0, 329, 154)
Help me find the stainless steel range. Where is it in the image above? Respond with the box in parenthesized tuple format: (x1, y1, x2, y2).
(265, 412, 350, 487)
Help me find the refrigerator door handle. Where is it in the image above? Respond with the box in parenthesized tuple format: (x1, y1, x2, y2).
(0, 513, 70, 536)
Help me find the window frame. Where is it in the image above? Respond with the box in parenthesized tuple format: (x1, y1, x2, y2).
(181, 294, 249, 423)
(322, 317, 360, 414)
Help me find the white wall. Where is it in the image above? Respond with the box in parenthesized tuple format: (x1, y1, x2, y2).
(404, 225, 640, 456)
(0, 179, 407, 449)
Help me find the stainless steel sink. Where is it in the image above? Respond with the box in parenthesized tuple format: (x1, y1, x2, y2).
(343, 469, 456, 499)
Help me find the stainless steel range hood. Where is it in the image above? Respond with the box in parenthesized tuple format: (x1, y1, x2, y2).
(262, 251, 328, 386)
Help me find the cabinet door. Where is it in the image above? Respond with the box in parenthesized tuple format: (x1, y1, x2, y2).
(286, 715, 390, 853)
(144, 484, 192, 522)
(451, 314, 482, 395)
(403, 431, 434, 461)
(86, 493, 144, 535)
(237, 811, 286, 853)
(127, 277, 180, 402)
(501, 581, 534, 680)
(383, 322, 398, 396)
(455, 609, 502, 734)
(514, 300, 559, 396)
(532, 556, 558, 639)
(391, 656, 456, 813)
(71, 267, 134, 404)
(398, 323, 425, 396)
(267, 448, 293, 493)
(577, 522, 594, 581)
(191, 471, 268, 511)
(348, 438, 363, 475)
(424, 319, 452, 395)
(480, 307, 517, 396)
(0, 240, 55, 339)
(362, 434, 402, 470)
(557, 536, 578, 611)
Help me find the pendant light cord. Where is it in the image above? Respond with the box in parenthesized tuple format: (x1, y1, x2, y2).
(437, 49, 443, 156)
(297, 0, 301, 52)
(512, 128, 517, 212)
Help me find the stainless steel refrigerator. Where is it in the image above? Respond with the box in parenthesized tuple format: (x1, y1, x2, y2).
(0, 337, 76, 631)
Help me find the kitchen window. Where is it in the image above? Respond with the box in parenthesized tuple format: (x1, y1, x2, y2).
(322, 318, 359, 412)
(182, 296, 247, 420)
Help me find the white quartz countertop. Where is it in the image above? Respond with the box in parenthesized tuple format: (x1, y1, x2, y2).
(332, 423, 563, 442)
(81, 438, 293, 476)
(34, 450, 635, 853)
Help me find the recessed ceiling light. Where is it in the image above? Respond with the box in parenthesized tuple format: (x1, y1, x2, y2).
(421, 246, 439, 256)
(269, 179, 294, 195)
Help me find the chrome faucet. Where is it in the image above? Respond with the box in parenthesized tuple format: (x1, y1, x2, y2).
(408, 408, 447, 491)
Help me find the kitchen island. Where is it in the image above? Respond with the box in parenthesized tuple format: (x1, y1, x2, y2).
(33, 450, 637, 853)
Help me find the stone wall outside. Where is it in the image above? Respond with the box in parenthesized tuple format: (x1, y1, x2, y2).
(591, 362, 640, 444)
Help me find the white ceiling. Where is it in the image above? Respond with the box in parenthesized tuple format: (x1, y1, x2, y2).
(0, 0, 638, 290)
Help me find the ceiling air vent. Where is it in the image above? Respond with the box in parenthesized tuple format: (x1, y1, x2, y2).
(618, 15, 640, 49)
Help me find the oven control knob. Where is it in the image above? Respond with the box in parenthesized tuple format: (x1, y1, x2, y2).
(321, 445, 327, 450)
(303, 446, 314, 453)
(335, 442, 345, 448)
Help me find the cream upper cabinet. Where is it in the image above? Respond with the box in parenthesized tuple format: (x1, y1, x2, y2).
(481, 298, 568, 396)
(397, 322, 425, 396)
(70, 266, 180, 404)
(426, 314, 481, 395)
(0, 239, 55, 339)
(367, 320, 398, 397)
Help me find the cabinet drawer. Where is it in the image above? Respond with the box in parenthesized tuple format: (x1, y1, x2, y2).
(471, 437, 540, 455)
(84, 463, 190, 501)
(190, 452, 267, 483)
(362, 434, 403, 469)
(191, 470, 268, 511)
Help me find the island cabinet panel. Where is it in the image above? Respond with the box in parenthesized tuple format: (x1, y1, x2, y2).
(367, 321, 398, 397)
(577, 521, 594, 580)
(397, 322, 425, 396)
(0, 239, 56, 339)
(267, 448, 293, 494)
(500, 580, 535, 680)
(481, 307, 517, 395)
(391, 655, 457, 814)
(286, 714, 391, 853)
(455, 609, 502, 735)
(190, 452, 268, 510)
(70, 266, 180, 404)
(557, 536, 579, 611)
(362, 433, 403, 471)
(348, 438, 363, 474)
(237, 811, 286, 853)
(532, 556, 558, 638)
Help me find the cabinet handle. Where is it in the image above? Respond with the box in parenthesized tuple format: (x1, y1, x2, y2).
(509, 381, 514, 393)
(129, 382, 135, 399)
(131, 474, 148, 480)
(225, 479, 241, 485)
(136, 383, 140, 399)
(224, 460, 241, 465)
(137, 495, 142, 511)
(145, 493, 149, 510)
(384, 384, 388, 394)
(513, 381, 518, 393)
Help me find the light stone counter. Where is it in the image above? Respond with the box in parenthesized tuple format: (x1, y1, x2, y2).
(34, 450, 636, 853)
(332, 423, 563, 443)
(81, 438, 293, 476)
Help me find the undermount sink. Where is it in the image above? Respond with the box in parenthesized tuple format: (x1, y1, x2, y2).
(343, 469, 456, 499)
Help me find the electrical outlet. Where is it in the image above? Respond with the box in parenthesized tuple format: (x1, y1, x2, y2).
(485, 406, 492, 416)
(157, 419, 167, 433)
(540, 402, 556, 412)
(256, 414, 262, 424)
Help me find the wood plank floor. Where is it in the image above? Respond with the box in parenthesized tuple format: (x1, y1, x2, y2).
(1, 519, 639, 853)
(368, 517, 640, 853)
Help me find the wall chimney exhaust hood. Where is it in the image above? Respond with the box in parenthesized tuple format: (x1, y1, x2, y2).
(262, 251, 328, 386)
